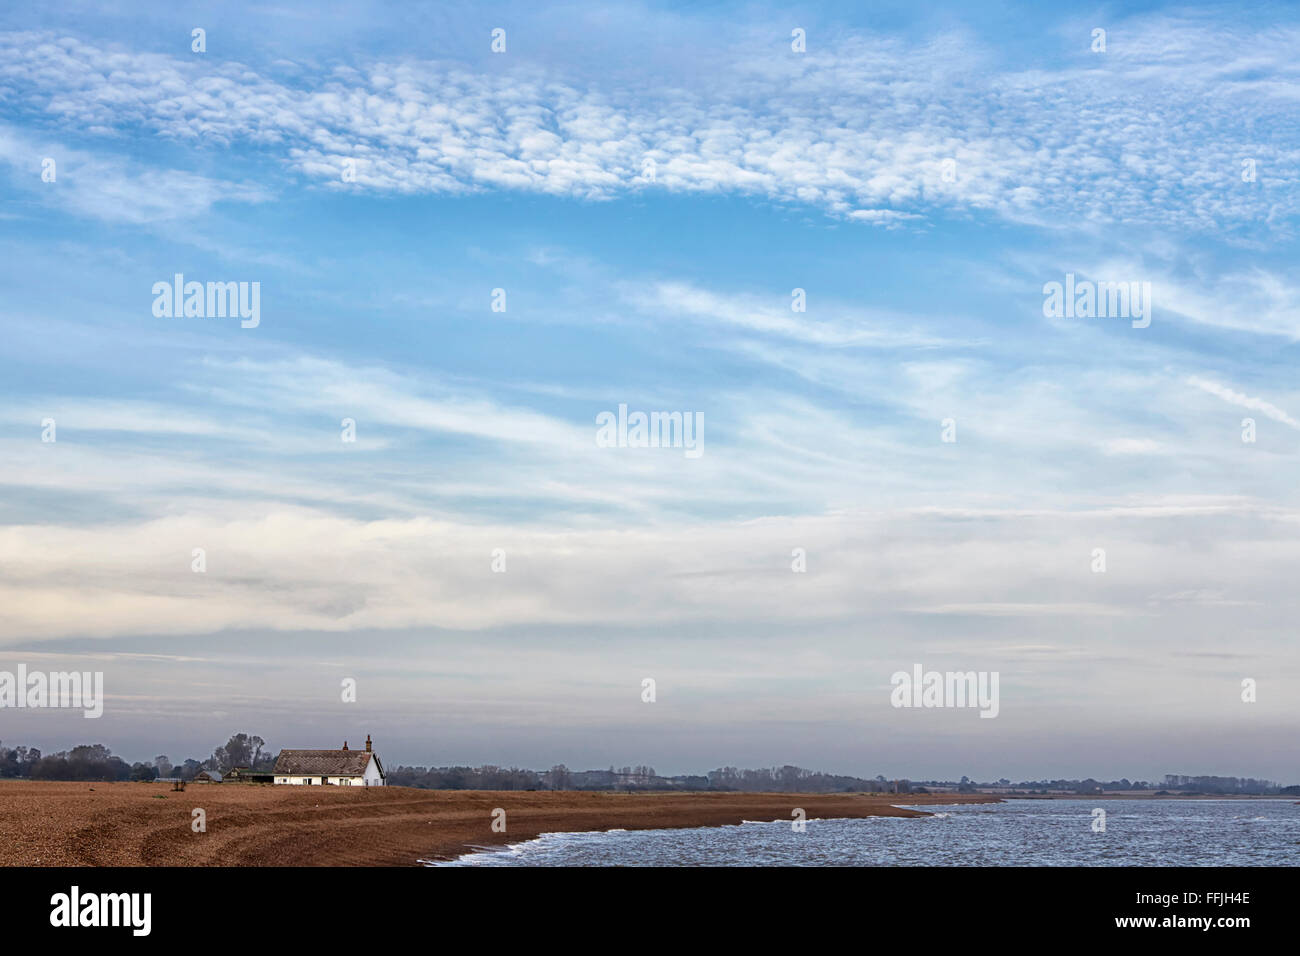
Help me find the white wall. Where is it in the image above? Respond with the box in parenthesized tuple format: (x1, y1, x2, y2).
(273, 771, 382, 785)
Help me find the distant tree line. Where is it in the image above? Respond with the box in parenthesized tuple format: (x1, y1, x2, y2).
(384, 763, 890, 793)
(1160, 774, 1285, 795)
(914, 775, 1297, 795)
(386, 765, 545, 790)
(705, 766, 891, 792)
(0, 733, 276, 782)
(6, 739, 1296, 793)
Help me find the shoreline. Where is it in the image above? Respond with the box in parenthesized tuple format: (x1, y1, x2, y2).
(0, 781, 1000, 866)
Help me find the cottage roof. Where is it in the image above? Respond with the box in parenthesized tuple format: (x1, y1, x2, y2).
(273, 749, 379, 776)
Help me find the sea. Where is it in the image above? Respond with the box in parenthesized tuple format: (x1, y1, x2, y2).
(429, 798, 1300, 866)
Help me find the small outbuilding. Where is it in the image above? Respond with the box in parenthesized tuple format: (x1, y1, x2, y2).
(225, 767, 274, 784)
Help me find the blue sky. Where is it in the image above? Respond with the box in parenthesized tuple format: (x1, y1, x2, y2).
(1, 0, 1298, 781)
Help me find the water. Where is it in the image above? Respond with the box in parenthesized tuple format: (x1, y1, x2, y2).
(432, 799, 1300, 866)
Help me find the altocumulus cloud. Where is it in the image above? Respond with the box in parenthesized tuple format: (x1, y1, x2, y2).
(0, 13, 1296, 232)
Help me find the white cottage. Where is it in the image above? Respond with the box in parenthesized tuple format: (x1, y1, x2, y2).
(273, 734, 386, 786)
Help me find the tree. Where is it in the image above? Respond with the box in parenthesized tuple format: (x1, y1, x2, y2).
(31, 744, 130, 781)
(211, 733, 269, 771)
(778, 765, 804, 791)
(547, 764, 571, 790)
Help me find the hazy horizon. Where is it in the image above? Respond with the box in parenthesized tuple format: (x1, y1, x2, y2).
(3, 719, 1295, 789)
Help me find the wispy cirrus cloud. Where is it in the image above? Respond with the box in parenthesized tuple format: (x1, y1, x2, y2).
(0, 125, 268, 224)
(628, 280, 964, 349)
(1187, 375, 1300, 430)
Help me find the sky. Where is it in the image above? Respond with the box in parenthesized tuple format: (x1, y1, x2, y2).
(0, 0, 1297, 782)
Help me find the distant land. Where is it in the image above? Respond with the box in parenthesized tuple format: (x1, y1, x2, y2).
(2, 735, 1295, 796)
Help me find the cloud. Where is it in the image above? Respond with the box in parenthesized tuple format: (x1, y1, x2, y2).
(0, 125, 268, 224)
(630, 280, 958, 348)
(1156, 268, 1300, 340)
(2, 500, 1297, 642)
(847, 209, 924, 226)
(1187, 375, 1300, 430)
(0, 13, 1296, 233)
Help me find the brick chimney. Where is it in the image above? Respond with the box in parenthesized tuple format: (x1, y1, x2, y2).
(342, 741, 349, 751)
(365, 734, 372, 753)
